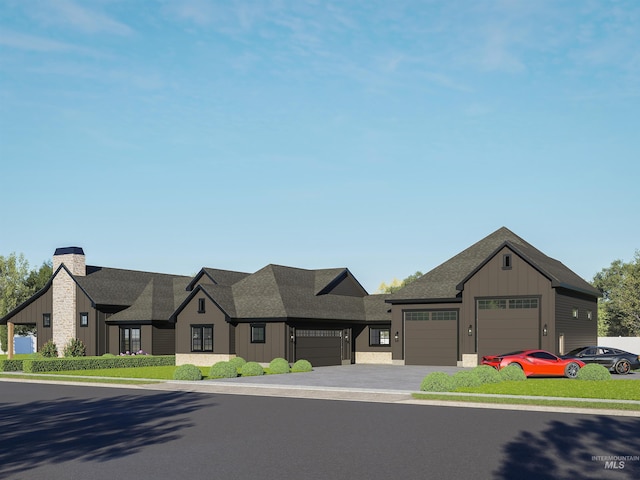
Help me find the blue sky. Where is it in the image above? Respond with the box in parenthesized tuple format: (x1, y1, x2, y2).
(1, 0, 638, 292)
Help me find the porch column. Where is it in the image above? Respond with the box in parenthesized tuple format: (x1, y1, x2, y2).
(7, 321, 14, 359)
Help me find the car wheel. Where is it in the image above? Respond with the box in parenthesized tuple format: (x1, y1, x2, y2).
(614, 360, 631, 375)
(564, 362, 580, 379)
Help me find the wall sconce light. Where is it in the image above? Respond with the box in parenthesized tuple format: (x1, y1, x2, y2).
(543, 324, 548, 336)
(394, 331, 399, 342)
(468, 325, 473, 336)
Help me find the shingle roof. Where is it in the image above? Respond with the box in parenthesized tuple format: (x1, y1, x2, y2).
(388, 227, 600, 302)
(107, 275, 191, 322)
(223, 264, 387, 322)
(77, 266, 191, 307)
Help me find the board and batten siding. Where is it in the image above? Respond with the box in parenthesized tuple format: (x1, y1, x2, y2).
(175, 295, 232, 355)
(461, 246, 556, 355)
(8, 287, 53, 351)
(74, 285, 97, 355)
(152, 323, 176, 355)
(555, 288, 597, 354)
(235, 322, 287, 363)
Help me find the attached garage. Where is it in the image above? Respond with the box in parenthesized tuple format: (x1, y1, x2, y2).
(295, 329, 344, 367)
(404, 310, 458, 366)
(476, 298, 540, 360)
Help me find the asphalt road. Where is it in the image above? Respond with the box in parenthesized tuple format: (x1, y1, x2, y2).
(1, 382, 639, 480)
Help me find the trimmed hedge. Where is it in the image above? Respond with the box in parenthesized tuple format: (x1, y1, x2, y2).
(240, 361, 264, 377)
(291, 359, 313, 373)
(22, 355, 176, 373)
(209, 361, 238, 379)
(173, 364, 202, 381)
(472, 365, 502, 384)
(228, 356, 246, 370)
(420, 372, 455, 392)
(498, 364, 527, 381)
(269, 358, 290, 374)
(0, 359, 23, 372)
(576, 363, 611, 381)
(451, 370, 484, 389)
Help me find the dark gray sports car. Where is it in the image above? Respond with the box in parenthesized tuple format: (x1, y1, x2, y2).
(561, 346, 640, 375)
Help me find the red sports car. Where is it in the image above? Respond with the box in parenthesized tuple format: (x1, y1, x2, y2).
(481, 349, 586, 378)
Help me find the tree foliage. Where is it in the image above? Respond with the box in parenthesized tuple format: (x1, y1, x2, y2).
(377, 271, 423, 294)
(592, 251, 640, 337)
(0, 254, 53, 351)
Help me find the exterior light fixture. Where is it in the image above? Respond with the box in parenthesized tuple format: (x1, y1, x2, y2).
(543, 324, 548, 336)
(468, 325, 473, 336)
(394, 331, 399, 342)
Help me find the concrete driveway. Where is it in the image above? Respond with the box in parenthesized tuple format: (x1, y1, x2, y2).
(204, 364, 465, 392)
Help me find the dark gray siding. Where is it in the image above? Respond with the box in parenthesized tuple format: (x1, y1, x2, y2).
(175, 295, 231, 355)
(75, 285, 97, 356)
(236, 322, 286, 363)
(555, 288, 598, 354)
(152, 323, 175, 355)
(355, 324, 392, 354)
(8, 288, 53, 351)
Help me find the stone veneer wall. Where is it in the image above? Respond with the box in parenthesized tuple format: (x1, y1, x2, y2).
(355, 351, 393, 364)
(52, 252, 85, 357)
(176, 353, 236, 367)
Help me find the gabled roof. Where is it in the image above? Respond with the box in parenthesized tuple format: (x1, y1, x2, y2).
(107, 275, 191, 322)
(388, 227, 600, 303)
(186, 267, 250, 291)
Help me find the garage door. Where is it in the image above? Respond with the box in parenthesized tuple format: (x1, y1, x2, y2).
(477, 298, 539, 360)
(404, 311, 458, 366)
(295, 329, 342, 367)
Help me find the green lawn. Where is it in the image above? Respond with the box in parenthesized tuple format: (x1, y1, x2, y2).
(455, 378, 640, 401)
(34, 365, 211, 380)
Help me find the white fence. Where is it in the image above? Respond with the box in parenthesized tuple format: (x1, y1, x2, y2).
(598, 337, 640, 354)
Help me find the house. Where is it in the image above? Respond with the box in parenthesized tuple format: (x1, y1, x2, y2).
(172, 264, 391, 367)
(386, 227, 600, 367)
(0, 247, 191, 356)
(1, 227, 600, 367)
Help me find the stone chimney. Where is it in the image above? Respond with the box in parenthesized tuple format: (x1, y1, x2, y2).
(52, 247, 86, 356)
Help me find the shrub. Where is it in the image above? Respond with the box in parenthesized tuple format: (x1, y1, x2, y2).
(63, 338, 86, 357)
(576, 363, 611, 381)
(420, 372, 455, 392)
(209, 361, 238, 379)
(0, 359, 23, 372)
(499, 364, 527, 381)
(291, 359, 313, 373)
(228, 356, 246, 370)
(22, 355, 175, 373)
(472, 365, 502, 384)
(268, 357, 290, 374)
(451, 370, 484, 389)
(240, 361, 264, 377)
(40, 340, 58, 358)
(173, 364, 202, 381)
(102, 353, 116, 358)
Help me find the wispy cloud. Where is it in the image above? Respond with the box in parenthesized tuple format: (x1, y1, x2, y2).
(30, 0, 133, 35)
(0, 30, 95, 54)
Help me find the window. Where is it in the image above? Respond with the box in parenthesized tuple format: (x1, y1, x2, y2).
(198, 298, 206, 313)
(530, 351, 558, 361)
(478, 299, 507, 310)
(80, 312, 88, 327)
(251, 324, 266, 343)
(502, 254, 512, 269)
(191, 325, 213, 352)
(572, 308, 579, 319)
(508, 298, 538, 309)
(404, 310, 458, 321)
(43, 313, 51, 328)
(121, 327, 141, 353)
(369, 327, 390, 346)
